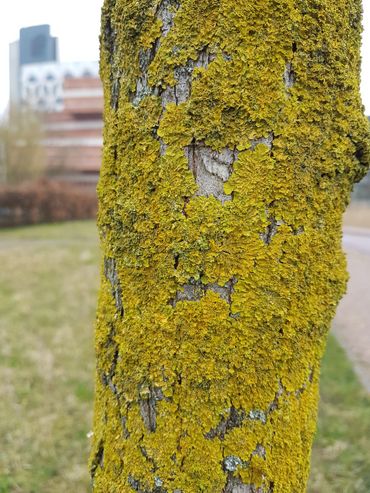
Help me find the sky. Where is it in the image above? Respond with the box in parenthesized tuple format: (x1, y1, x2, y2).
(1, 0, 370, 114)
(0, 0, 103, 113)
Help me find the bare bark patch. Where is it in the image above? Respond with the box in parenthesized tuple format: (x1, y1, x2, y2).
(159, 138, 168, 156)
(250, 133, 274, 151)
(185, 143, 238, 203)
(223, 476, 257, 493)
(131, 45, 160, 107)
(284, 62, 295, 89)
(171, 277, 237, 307)
(102, 0, 121, 110)
(130, 1, 185, 107)
(223, 456, 248, 472)
(223, 476, 273, 493)
(155, 0, 180, 37)
(131, 45, 214, 107)
(252, 444, 266, 459)
(161, 48, 215, 106)
(128, 474, 167, 492)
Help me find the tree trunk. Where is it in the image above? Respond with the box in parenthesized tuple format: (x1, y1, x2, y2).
(90, 1, 369, 491)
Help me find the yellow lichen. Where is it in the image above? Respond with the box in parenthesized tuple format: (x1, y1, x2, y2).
(91, 0, 370, 491)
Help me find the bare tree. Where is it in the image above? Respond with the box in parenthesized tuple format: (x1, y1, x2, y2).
(90, 1, 370, 491)
(0, 106, 45, 184)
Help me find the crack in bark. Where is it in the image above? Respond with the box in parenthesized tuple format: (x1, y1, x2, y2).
(138, 446, 162, 480)
(111, 72, 122, 111)
(205, 405, 246, 440)
(283, 41, 297, 93)
(260, 214, 284, 246)
(100, 343, 131, 440)
(185, 143, 238, 204)
(267, 381, 284, 413)
(104, 257, 124, 316)
(131, 43, 161, 107)
(294, 367, 314, 397)
(121, 415, 130, 439)
(101, 348, 119, 394)
(350, 135, 370, 181)
(139, 386, 166, 432)
(90, 441, 104, 484)
(102, 0, 117, 66)
(130, 0, 184, 107)
(102, 0, 121, 110)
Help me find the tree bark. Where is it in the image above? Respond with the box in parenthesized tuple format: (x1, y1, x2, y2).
(90, 1, 370, 491)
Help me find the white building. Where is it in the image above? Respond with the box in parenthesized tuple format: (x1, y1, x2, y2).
(20, 60, 99, 113)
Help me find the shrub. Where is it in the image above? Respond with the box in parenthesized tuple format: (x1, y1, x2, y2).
(0, 179, 97, 227)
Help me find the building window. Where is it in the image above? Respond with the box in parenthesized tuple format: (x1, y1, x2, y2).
(31, 34, 47, 58)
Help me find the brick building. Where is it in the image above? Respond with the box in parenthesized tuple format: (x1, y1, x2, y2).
(43, 71, 103, 186)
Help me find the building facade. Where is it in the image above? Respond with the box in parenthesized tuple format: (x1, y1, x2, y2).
(9, 25, 59, 110)
(43, 66, 103, 185)
(19, 25, 58, 66)
(9, 26, 103, 186)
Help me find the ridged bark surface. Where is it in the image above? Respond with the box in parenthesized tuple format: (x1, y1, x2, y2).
(90, 1, 370, 491)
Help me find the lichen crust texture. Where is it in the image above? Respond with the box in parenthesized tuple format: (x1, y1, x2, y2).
(90, 0, 370, 491)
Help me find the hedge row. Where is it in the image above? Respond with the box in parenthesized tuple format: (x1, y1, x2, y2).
(0, 179, 98, 227)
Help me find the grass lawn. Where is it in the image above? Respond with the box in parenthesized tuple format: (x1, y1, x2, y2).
(309, 339, 370, 492)
(0, 221, 369, 492)
(0, 221, 99, 493)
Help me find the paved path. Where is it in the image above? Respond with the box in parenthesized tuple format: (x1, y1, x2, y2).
(333, 229, 370, 393)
